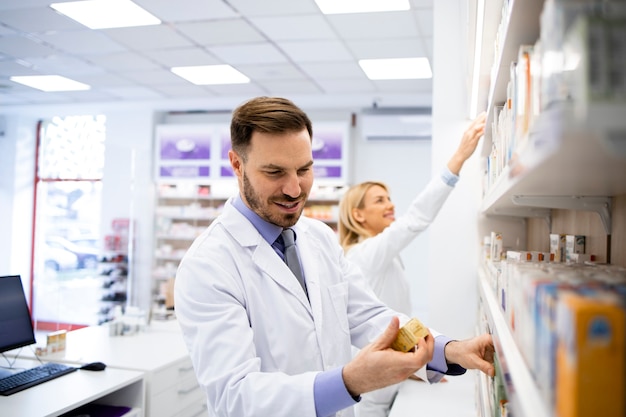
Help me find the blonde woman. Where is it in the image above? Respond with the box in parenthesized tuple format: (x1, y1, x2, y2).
(339, 113, 486, 417)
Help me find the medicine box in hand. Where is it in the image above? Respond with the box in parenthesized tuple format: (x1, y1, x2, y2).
(391, 318, 429, 352)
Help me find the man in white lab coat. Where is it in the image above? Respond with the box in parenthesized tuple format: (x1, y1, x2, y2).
(175, 96, 495, 417)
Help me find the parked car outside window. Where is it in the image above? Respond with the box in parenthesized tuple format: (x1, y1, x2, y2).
(46, 236, 99, 269)
(43, 242, 79, 271)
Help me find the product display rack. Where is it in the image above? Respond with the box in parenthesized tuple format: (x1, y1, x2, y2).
(97, 219, 133, 324)
(98, 250, 129, 324)
(152, 182, 229, 307)
(474, 1, 626, 417)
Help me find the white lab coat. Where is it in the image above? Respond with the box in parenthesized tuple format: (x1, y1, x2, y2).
(175, 198, 420, 417)
(346, 176, 453, 417)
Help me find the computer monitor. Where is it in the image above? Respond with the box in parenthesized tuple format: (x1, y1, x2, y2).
(0, 275, 36, 354)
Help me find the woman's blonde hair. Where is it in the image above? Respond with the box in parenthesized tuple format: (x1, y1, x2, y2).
(338, 181, 389, 251)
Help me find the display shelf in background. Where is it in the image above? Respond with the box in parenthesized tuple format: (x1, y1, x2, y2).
(97, 219, 133, 324)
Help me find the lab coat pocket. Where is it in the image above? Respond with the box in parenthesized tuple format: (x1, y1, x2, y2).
(328, 282, 350, 335)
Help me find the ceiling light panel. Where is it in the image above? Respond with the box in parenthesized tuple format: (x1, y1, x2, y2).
(359, 57, 432, 80)
(50, 0, 161, 30)
(10, 75, 91, 91)
(171, 65, 250, 85)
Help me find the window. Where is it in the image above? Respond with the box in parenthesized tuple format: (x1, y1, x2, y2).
(31, 115, 106, 331)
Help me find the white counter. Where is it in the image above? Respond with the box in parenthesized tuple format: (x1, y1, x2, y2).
(389, 372, 477, 417)
(0, 358, 144, 417)
(11, 319, 205, 417)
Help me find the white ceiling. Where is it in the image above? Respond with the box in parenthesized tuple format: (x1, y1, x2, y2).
(0, 0, 434, 109)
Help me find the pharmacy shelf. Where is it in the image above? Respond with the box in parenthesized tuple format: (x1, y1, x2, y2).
(481, 0, 545, 157)
(478, 267, 552, 417)
(482, 103, 626, 216)
(475, 322, 493, 417)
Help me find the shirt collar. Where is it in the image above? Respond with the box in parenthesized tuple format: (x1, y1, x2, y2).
(232, 193, 283, 244)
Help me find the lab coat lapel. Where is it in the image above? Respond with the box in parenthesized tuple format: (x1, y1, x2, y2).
(222, 202, 312, 314)
(293, 223, 324, 332)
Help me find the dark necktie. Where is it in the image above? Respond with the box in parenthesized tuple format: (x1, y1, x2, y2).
(281, 228, 307, 297)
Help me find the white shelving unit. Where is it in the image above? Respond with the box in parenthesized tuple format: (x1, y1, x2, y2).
(152, 183, 231, 305)
(474, 0, 626, 416)
(478, 267, 551, 417)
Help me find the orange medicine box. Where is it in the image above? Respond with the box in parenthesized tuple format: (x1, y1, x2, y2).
(555, 290, 625, 417)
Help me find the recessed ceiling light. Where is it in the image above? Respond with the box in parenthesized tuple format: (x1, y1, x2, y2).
(10, 75, 91, 92)
(171, 65, 250, 85)
(359, 58, 432, 80)
(50, 0, 161, 30)
(314, 0, 410, 14)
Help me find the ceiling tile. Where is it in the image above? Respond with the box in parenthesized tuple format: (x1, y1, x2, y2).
(208, 43, 288, 65)
(71, 73, 135, 88)
(104, 86, 165, 100)
(371, 79, 432, 93)
(316, 78, 376, 93)
(409, 0, 434, 9)
(327, 11, 419, 40)
(0, 0, 56, 11)
(58, 89, 120, 101)
(278, 40, 353, 63)
(37, 30, 127, 56)
(207, 82, 267, 96)
(346, 38, 428, 60)
(175, 19, 265, 46)
(0, 60, 40, 76)
(5, 90, 69, 103)
(142, 47, 220, 67)
(234, 63, 306, 81)
(298, 62, 366, 79)
(88, 52, 161, 72)
(257, 79, 322, 95)
(0, 26, 16, 36)
(225, 0, 320, 17)
(122, 69, 188, 85)
(0, 93, 29, 104)
(250, 15, 336, 41)
(134, 0, 238, 22)
(152, 83, 216, 98)
(0, 7, 83, 33)
(27, 55, 101, 76)
(0, 36, 58, 59)
(102, 25, 193, 51)
(414, 9, 433, 37)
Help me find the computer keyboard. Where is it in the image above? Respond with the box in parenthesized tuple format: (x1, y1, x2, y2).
(0, 362, 77, 396)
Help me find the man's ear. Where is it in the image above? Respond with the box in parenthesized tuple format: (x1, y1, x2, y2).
(229, 149, 243, 177)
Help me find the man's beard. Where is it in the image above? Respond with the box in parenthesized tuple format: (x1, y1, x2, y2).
(242, 171, 303, 228)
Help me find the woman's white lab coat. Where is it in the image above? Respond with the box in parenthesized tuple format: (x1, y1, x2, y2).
(345, 176, 454, 417)
(175, 199, 414, 417)
(346, 177, 454, 316)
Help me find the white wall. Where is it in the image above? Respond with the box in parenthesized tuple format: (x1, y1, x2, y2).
(0, 115, 37, 300)
(351, 128, 433, 317)
(428, 0, 479, 339)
